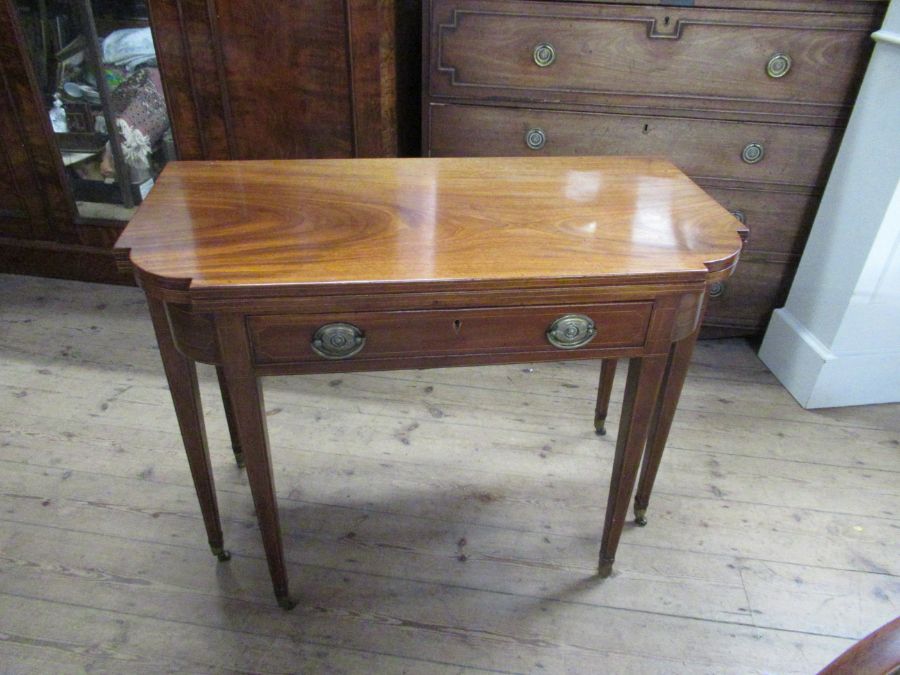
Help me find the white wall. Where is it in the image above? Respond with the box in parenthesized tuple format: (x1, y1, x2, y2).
(759, 1, 900, 408)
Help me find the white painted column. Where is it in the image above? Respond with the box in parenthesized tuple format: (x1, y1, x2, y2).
(759, 1, 900, 408)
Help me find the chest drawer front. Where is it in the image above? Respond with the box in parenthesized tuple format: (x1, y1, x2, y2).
(704, 257, 795, 331)
(430, 0, 876, 117)
(699, 184, 819, 256)
(249, 302, 653, 365)
(428, 103, 837, 188)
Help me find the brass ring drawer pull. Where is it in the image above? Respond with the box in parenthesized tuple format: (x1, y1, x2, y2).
(766, 53, 792, 78)
(311, 322, 365, 359)
(547, 314, 597, 349)
(708, 282, 726, 299)
(741, 143, 764, 164)
(533, 42, 556, 67)
(730, 209, 746, 224)
(525, 127, 546, 150)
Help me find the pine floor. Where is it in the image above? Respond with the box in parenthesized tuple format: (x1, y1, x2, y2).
(0, 273, 898, 674)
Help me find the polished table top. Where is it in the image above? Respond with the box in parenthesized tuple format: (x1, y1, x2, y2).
(117, 157, 745, 293)
(119, 156, 746, 607)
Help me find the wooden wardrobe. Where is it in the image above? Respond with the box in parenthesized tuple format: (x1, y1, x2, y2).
(0, 0, 409, 283)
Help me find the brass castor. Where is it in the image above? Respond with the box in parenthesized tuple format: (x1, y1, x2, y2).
(211, 546, 232, 562)
(598, 559, 614, 578)
(233, 450, 245, 468)
(634, 508, 648, 527)
(594, 419, 607, 436)
(276, 594, 298, 611)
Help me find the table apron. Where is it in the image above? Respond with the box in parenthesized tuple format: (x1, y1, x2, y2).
(164, 289, 704, 369)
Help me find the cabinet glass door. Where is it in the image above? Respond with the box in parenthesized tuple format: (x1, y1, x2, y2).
(15, 0, 173, 221)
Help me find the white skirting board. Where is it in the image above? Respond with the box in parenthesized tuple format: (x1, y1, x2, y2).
(761, 308, 900, 409)
(759, 3, 900, 409)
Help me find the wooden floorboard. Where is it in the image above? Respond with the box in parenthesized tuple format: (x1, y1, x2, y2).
(0, 273, 898, 674)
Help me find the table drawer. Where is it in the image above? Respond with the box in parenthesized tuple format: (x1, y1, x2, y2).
(430, 0, 876, 118)
(249, 302, 653, 365)
(428, 103, 837, 188)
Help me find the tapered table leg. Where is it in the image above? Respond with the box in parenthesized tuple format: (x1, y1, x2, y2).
(633, 328, 701, 527)
(598, 354, 667, 577)
(146, 296, 229, 562)
(216, 366, 245, 468)
(594, 359, 618, 436)
(215, 314, 295, 610)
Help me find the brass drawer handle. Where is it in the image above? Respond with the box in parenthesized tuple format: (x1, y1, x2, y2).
(311, 322, 365, 359)
(766, 53, 792, 78)
(547, 314, 597, 350)
(741, 143, 764, 164)
(525, 127, 546, 150)
(708, 282, 726, 299)
(730, 209, 746, 224)
(533, 42, 556, 67)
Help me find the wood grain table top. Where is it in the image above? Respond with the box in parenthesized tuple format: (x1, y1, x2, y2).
(117, 156, 745, 293)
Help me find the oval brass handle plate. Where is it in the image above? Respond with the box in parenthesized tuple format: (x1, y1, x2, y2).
(311, 322, 366, 359)
(547, 314, 597, 350)
(708, 282, 726, 299)
(533, 42, 556, 67)
(730, 209, 746, 224)
(525, 127, 546, 150)
(766, 52, 792, 78)
(741, 143, 764, 164)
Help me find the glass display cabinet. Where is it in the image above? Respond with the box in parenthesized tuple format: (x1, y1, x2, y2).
(0, 0, 403, 283)
(15, 0, 173, 220)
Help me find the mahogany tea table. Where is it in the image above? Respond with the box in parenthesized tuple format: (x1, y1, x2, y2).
(116, 156, 745, 609)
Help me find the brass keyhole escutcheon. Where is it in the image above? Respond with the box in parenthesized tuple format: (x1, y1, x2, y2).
(452, 319, 463, 334)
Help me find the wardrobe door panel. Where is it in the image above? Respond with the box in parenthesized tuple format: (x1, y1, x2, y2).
(150, 0, 397, 161)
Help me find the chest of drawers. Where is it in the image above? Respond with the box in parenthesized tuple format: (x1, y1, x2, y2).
(423, 0, 886, 333)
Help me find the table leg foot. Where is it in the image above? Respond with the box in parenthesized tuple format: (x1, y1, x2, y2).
(632, 327, 700, 539)
(594, 359, 617, 438)
(634, 508, 648, 527)
(217, 314, 293, 606)
(211, 546, 231, 562)
(598, 558, 614, 578)
(598, 355, 666, 585)
(276, 594, 298, 611)
(217, 365, 246, 470)
(148, 297, 226, 569)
